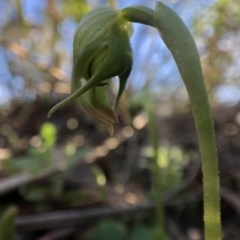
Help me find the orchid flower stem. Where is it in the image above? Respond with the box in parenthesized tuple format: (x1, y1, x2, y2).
(123, 2, 221, 239)
(142, 84, 167, 238)
(148, 108, 166, 238)
(154, 4, 221, 239)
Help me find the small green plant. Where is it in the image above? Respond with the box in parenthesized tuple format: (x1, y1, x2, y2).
(92, 220, 155, 240)
(0, 206, 18, 240)
(2, 122, 56, 174)
(2, 122, 90, 206)
(131, 85, 168, 239)
(93, 219, 127, 240)
(48, 2, 221, 239)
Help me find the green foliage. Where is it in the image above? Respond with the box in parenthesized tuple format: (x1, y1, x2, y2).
(2, 121, 90, 206)
(2, 122, 57, 174)
(50, 147, 90, 200)
(19, 186, 48, 202)
(131, 85, 167, 238)
(91, 164, 106, 187)
(92, 220, 127, 240)
(40, 122, 57, 148)
(19, 146, 90, 203)
(2, 147, 51, 174)
(130, 225, 154, 240)
(0, 206, 18, 240)
(92, 220, 169, 240)
(142, 145, 186, 191)
(152, 226, 169, 240)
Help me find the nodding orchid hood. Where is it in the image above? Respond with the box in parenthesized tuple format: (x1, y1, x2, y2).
(48, 7, 133, 135)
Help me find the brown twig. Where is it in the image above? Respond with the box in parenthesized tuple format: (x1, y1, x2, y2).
(15, 202, 156, 231)
(0, 167, 57, 195)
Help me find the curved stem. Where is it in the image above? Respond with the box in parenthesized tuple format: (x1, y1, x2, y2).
(154, 3, 221, 239)
(122, 2, 221, 239)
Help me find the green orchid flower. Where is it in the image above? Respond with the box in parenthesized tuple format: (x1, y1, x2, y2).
(48, 6, 133, 135)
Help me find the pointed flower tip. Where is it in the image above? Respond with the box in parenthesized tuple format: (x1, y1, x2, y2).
(47, 111, 52, 118)
(100, 121, 114, 136)
(48, 105, 58, 118)
(109, 111, 119, 124)
(107, 124, 114, 136)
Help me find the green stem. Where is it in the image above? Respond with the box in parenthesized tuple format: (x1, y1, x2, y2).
(122, 2, 221, 239)
(0, 206, 18, 240)
(145, 90, 166, 237)
(154, 3, 221, 239)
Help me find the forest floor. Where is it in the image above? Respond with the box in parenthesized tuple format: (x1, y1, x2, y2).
(1, 99, 240, 240)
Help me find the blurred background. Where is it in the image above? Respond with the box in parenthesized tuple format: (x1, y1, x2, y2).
(0, 0, 240, 239)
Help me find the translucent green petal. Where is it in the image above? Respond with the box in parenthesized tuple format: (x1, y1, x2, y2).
(48, 20, 132, 117)
(78, 91, 115, 124)
(114, 52, 132, 108)
(89, 85, 118, 124)
(72, 38, 108, 90)
(78, 92, 115, 136)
